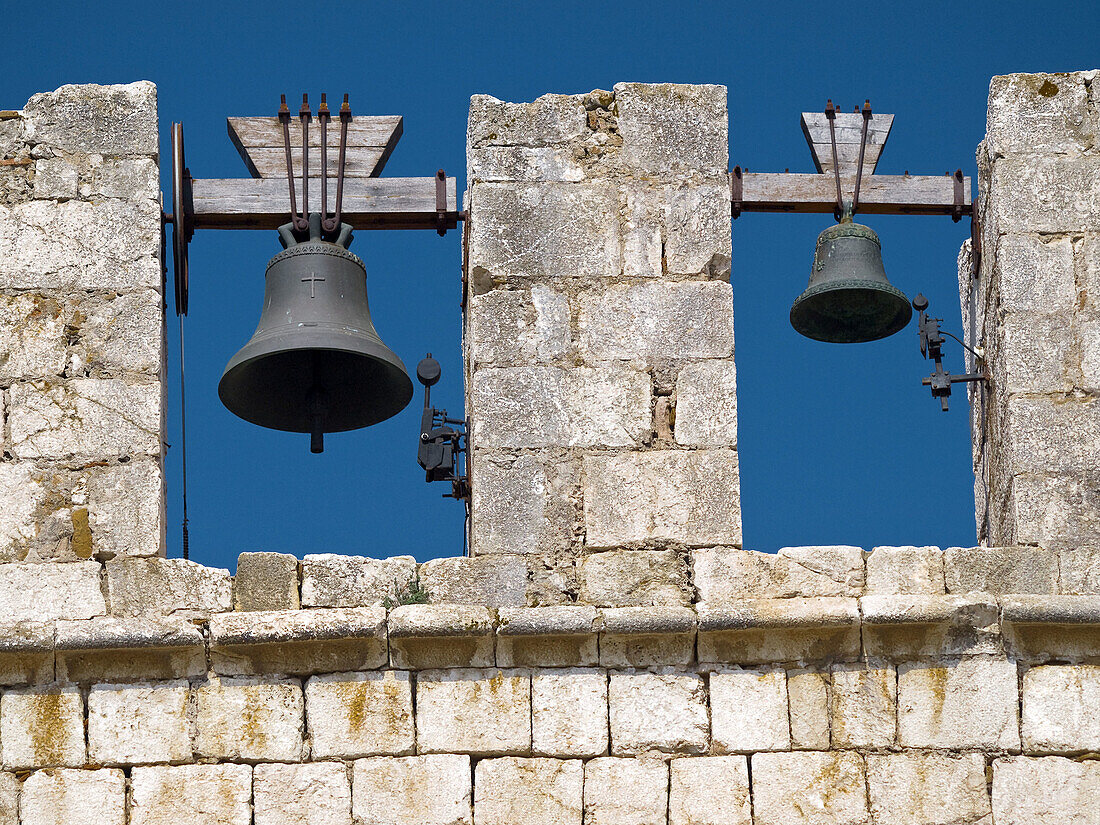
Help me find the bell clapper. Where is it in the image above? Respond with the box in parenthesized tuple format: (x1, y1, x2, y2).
(308, 386, 325, 454)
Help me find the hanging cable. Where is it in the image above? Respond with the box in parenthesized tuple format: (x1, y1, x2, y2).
(178, 311, 190, 560)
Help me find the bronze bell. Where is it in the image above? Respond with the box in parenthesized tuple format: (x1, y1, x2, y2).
(219, 214, 413, 453)
(790, 219, 912, 343)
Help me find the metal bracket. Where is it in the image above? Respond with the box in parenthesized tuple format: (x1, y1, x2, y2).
(914, 293, 986, 412)
(952, 169, 965, 223)
(730, 166, 743, 219)
(435, 169, 448, 237)
(415, 355, 469, 502)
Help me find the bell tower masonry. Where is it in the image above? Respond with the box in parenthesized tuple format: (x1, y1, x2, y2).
(463, 84, 741, 602)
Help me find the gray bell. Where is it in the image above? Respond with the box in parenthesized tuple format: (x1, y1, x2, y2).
(790, 219, 912, 343)
(219, 214, 413, 453)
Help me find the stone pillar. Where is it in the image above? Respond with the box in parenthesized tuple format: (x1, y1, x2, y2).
(465, 83, 739, 602)
(0, 83, 164, 562)
(963, 71, 1100, 549)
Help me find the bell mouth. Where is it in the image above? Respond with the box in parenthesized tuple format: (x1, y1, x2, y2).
(790, 280, 913, 343)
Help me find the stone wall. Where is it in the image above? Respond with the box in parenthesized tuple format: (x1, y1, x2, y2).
(463, 83, 740, 603)
(0, 83, 164, 564)
(962, 70, 1100, 549)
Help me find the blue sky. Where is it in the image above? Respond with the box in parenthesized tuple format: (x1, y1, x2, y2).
(4, 2, 1096, 570)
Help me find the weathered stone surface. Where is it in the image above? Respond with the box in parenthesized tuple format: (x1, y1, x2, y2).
(997, 314, 1075, 394)
(469, 145, 585, 183)
(254, 762, 351, 825)
(0, 463, 46, 562)
(88, 681, 190, 765)
(468, 183, 620, 286)
(419, 555, 528, 607)
(0, 686, 85, 768)
(693, 546, 863, 600)
(583, 757, 667, 825)
(300, 554, 415, 608)
(830, 663, 895, 747)
(532, 668, 607, 757)
(129, 764, 252, 825)
(0, 561, 105, 623)
(865, 546, 944, 594)
(23, 82, 158, 155)
(867, 752, 991, 825)
(987, 72, 1097, 155)
(787, 668, 830, 750)
(85, 157, 159, 200)
(993, 756, 1100, 824)
(599, 606, 696, 667)
(578, 550, 691, 607)
(609, 670, 708, 755)
(233, 552, 299, 611)
(471, 366, 650, 448)
(1022, 665, 1100, 752)
(388, 605, 495, 669)
(576, 281, 734, 360)
(944, 545, 1058, 594)
(0, 772, 16, 825)
(468, 94, 586, 148)
(32, 157, 79, 199)
(194, 677, 305, 762)
(661, 183, 733, 276)
(898, 657, 1020, 749)
(475, 757, 582, 825)
(467, 286, 570, 366)
(106, 558, 231, 617)
(990, 156, 1100, 233)
(497, 607, 599, 667)
(993, 234, 1076, 314)
(54, 616, 203, 682)
(417, 669, 530, 755)
(306, 670, 414, 758)
(584, 450, 741, 547)
(1009, 473, 1100, 550)
(0, 200, 160, 291)
(353, 754, 472, 825)
(697, 601, 862, 664)
(752, 751, 869, 825)
(1060, 546, 1100, 593)
(20, 768, 125, 825)
(74, 291, 162, 376)
(0, 294, 66, 380)
(85, 460, 163, 559)
(710, 668, 789, 752)
(669, 756, 751, 825)
(615, 83, 727, 175)
(8, 379, 159, 459)
(675, 360, 737, 446)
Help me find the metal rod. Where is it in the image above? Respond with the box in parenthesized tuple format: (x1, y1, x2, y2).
(852, 100, 872, 215)
(177, 310, 190, 561)
(319, 93, 330, 225)
(299, 94, 311, 225)
(278, 95, 305, 232)
(825, 99, 843, 221)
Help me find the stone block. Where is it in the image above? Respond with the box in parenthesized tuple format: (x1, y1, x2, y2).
(23, 82, 158, 155)
(830, 663, 896, 747)
(497, 607, 599, 667)
(85, 460, 163, 560)
(467, 183, 620, 286)
(84, 157, 159, 200)
(993, 234, 1076, 314)
(532, 668, 607, 757)
(467, 286, 569, 366)
(898, 657, 1020, 749)
(0, 772, 15, 825)
(583, 757, 667, 825)
(419, 555, 528, 607)
(471, 451, 578, 556)
(388, 605, 495, 669)
(1022, 665, 1100, 753)
(0, 294, 66, 380)
(661, 183, 733, 276)
(1059, 546, 1100, 593)
(474, 757, 582, 825)
(0, 561, 105, 623)
(468, 94, 586, 148)
(87, 681, 190, 765)
(0, 686, 84, 769)
(696, 598, 861, 665)
(693, 546, 863, 601)
(129, 764, 252, 825)
(669, 756, 751, 825)
(416, 668, 530, 755)
(599, 606, 696, 667)
(54, 616, 204, 682)
(987, 72, 1097, 155)
(867, 752, 991, 825)
(0, 463, 46, 563)
(1080, 233, 1100, 317)
(584, 450, 741, 547)
(469, 145, 585, 183)
(0, 200, 161, 291)
(8, 379, 160, 459)
(710, 668, 790, 752)
(752, 751, 869, 825)
(1080, 319, 1100, 391)
(194, 677, 305, 762)
(300, 554, 416, 608)
(997, 314, 1074, 394)
(787, 668, 829, 750)
(992, 756, 1100, 825)
(866, 546, 945, 594)
(675, 360, 737, 446)
(578, 550, 691, 607)
(576, 281, 734, 360)
(106, 558, 231, 617)
(1005, 397, 1100, 477)
(74, 290, 162, 376)
(944, 545, 1058, 594)
(233, 552, 299, 612)
(254, 762, 351, 825)
(990, 157, 1100, 233)
(19, 768, 125, 825)
(306, 671, 414, 758)
(1009, 473, 1100, 550)
(609, 670, 708, 755)
(615, 83, 727, 176)
(470, 366, 650, 449)
(32, 157, 79, 199)
(353, 754, 472, 825)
